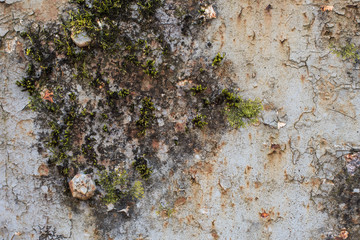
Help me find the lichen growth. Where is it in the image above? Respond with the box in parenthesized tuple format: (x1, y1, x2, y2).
(156, 204, 175, 218)
(132, 156, 153, 180)
(98, 169, 144, 204)
(190, 84, 207, 95)
(192, 114, 208, 129)
(212, 52, 225, 66)
(136, 97, 155, 136)
(330, 43, 360, 62)
(221, 89, 263, 128)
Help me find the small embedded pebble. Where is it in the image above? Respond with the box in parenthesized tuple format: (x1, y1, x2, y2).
(69, 173, 96, 200)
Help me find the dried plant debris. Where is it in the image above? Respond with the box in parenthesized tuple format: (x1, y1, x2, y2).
(15, 0, 262, 228)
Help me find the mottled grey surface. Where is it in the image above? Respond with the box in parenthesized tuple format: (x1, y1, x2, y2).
(1, 0, 360, 239)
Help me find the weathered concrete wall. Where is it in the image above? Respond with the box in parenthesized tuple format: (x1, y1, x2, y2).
(1, 0, 360, 239)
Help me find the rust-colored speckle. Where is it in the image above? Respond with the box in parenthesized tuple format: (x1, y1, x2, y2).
(260, 210, 270, 218)
(254, 181, 262, 189)
(169, 169, 174, 177)
(163, 221, 169, 228)
(300, 75, 305, 84)
(244, 165, 252, 175)
(174, 197, 187, 207)
(211, 230, 219, 240)
(174, 122, 186, 132)
(320, 5, 334, 12)
(270, 144, 281, 150)
(263, 103, 275, 111)
(186, 215, 194, 224)
(16, 41, 26, 61)
(152, 139, 160, 150)
(284, 170, 289, 181)
(38, 163, 49, 177)
(187, 161, 214, 176)
(211, 221, 219, 240)
(339, 229, 349, 239)
(41, 89, 54, 103)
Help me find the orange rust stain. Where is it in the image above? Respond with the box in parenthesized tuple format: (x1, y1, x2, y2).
(303, 12, 308, 21)
(211, 230, 219, 240)
(259, 208, 279, 223)
(244, 165, 252, 175)
(266, 141, 287, 180)
(163, 221, 169, 228)
(260, 210, 270, 218)
(248, 133, 252, 141)
(220, 188, 230, 209)
(222, 156, 228, 166)
(174, 122, 186, 132)
(303, 178, 321, 188)
(209, 186, 214, 198)
(41, 90, 54, 103)
(186, 215, 194, 224)
(320, 138, 327, 146)
(263, 103, 275, 111)
(270, 143, 281, 150)
(254, 181, 262, 189)
(187, 161, 214, 176)
(16, 41, 26, 61)
(168, 169, 174, 177)
(245, 197, 253, 202)
(174, 197, 187, 207)
(38, 163, 49, 177)
(320, 5, 334, 12)
(141, 79, 152, 91)
(284, 170, 289, 181)
(16, 119, 35, 138)
(211, 221, 220, 240)
(152, 139, 160, 150)
(300, 75, 305, 84)
(218, 23, 226, 50)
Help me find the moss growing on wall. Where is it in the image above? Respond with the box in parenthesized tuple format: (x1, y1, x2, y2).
(16, 0, 262, 218)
